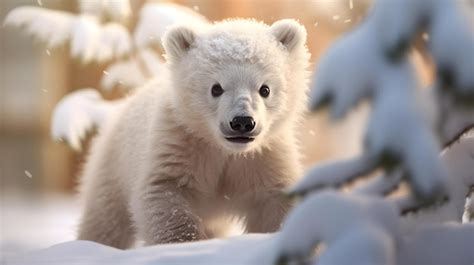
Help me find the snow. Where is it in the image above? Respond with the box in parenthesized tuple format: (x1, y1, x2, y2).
(397, 223, 474, 265)
(4, 7, 132, 63)
(306, 57, 447, 203)
(288, 154, 376, 196)
(69, 16, 132, 63)
(100, 58, 145, 90)
(365, 63, 447, 201)
(372, 0, 474, 99)
(274, 191, 399, 265)
(464, 195, 474, 223)
(291, 126, 473, 228)
(352, 170, 403, 196)
(1, 194, 80, 260)
(400, 136, 474, 226)
(3, 6, 75, 49)
(429, 1, 474, 98)
(133, 3, 209, 49)
(23, 170, 33, 178)
(51, 89, 126, 151)
(97, 22, 132, 61)
(305, 0, 474, 210)
(78, 0, 131, 22)
(69, 15, 101, 63)
(309, 18, 380, 118)
(371, 0, 430, 57)
(100, 48, 165, 91)
(138, 48, 165, 78)
(78, 0, 103, 18)
(100, 0, 131, 22)
(432, 84, 474, 145)
(5, 192, 472, 265)
(273, 191, 474, 265)
(308, 0, 371, 23)
(6, 235, 274, 265)
(287, 5, 474, 263)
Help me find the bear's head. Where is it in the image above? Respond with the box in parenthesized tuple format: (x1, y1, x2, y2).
(163, 19, 310, 154)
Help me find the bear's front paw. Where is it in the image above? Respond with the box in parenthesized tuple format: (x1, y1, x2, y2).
(146, 209, 207, 244)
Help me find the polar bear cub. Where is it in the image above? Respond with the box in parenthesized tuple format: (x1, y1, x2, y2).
(77, 19, 310, 248)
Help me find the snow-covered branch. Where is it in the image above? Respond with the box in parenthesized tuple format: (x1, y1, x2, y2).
(273, 190, 474, 265)
(300, 0, 474, 209)
(5, 1, 208, 150)
(278, 0, 474, 263)
(51, 89, 126, 151)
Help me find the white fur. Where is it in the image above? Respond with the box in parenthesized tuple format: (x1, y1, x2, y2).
(77, 19, 310, 248)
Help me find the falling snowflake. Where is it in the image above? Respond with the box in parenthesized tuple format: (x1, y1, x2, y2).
(24, 170, 33, 178)
(422, 32, 430, 41)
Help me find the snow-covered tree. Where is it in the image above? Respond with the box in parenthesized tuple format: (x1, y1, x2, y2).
(275, 0, 474, 264)
(4, 0, 208, 151)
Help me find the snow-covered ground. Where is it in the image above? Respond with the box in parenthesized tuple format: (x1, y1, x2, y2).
(1, 193, 267, 265)
(5, 234, 276, 265)
(3, 197, 473, 265)
(0, 193, 80, 261)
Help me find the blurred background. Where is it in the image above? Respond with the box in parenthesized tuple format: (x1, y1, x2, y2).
(0, 0, 438, 258)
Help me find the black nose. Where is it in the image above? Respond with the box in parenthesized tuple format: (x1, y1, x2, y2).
(230, 116, 255, 133)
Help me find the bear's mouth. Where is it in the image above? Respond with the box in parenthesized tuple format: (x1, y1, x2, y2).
(225, 136, 255, 144)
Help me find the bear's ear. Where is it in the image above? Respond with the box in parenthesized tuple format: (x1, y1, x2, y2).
(163, 26, 196, 60)
(270, 19, 307, 52)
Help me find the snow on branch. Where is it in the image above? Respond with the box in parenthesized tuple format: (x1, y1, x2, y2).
(397, 136, 474, 226)
(51, 89, 126, 151)
(273, 191, 474, 265)
(300, 0, 474, 210)
(278, 0, 474, 264)
(431, 84, 474, 147)
(372, 0, 474, 100)
(4, 1, 208, 64)
(288, 153, 376, 196)
(68, 15, 132, 63)
(4, 6, 132, 63)
(133, 3, 209, 49)
(78, 0, 131, 21)
(352, 170, 403, 196)
(5, 1, 209, 150)
(4, 6, 75, 49)
(304, 39, 448, 207)
(274, 191, 399, 265)
(100, 48, 165, 91)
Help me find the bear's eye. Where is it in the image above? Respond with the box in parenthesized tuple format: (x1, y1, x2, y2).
(259, 84, 270, 98)
(211, 83, 224, 97)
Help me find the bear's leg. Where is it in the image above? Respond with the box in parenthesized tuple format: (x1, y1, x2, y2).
(244, 190, 293, 233)
(77, 182, 135, 249)
(131, 181, 207, 245)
